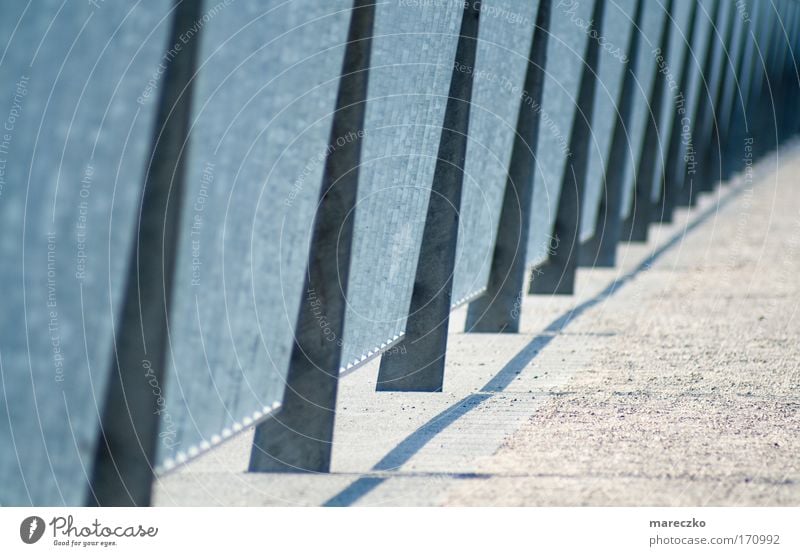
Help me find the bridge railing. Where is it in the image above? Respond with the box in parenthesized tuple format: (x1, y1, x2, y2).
(0, 0, 796, 506)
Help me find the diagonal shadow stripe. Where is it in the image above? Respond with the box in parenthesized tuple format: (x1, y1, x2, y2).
(323, 178, 748, 507)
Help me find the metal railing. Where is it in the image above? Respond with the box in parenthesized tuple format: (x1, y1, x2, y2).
(0, 0, 797, 506)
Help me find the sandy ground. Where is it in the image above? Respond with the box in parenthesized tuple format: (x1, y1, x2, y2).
(154, 143, 800, 506)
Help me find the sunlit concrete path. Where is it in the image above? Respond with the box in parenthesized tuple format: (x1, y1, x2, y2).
(155, 143, 800, 506)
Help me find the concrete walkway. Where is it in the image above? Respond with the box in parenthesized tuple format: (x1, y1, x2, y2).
(154, 143, 800, 506)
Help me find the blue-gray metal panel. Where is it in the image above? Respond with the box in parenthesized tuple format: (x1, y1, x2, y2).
(667, 0, 716, 189)
(619, 2, 669, 219)
(704, 0, 735, 125)
(731, 1, 762, 121)
(650, 0, 696, 203)
(716, 5, 747, 139)
(747, 1, 779, 107)
(580, 0, 638, 242)
(159, 0, 352, 471)
(688, 0, 733, 189)
(527, 0, 594, 266)
(0, 1, 172, 505)
(341, 1, 463, 370)
(452, 0, 540, 302)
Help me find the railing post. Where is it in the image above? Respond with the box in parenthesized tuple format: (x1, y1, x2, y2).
(248, 1, 375, 472)
(464, 0, 551, 333)
(90, 0, 201, 506)
(659, 0, 700, 221)
(528, 0, 605, 294)
(375, 0, 480, 392)
(698, 2, 737, 194)
(709, 5, 744, 187)
(579, 0, 645, 267)
(677, 0, 722, 207)
(621, 0, 675, 243)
